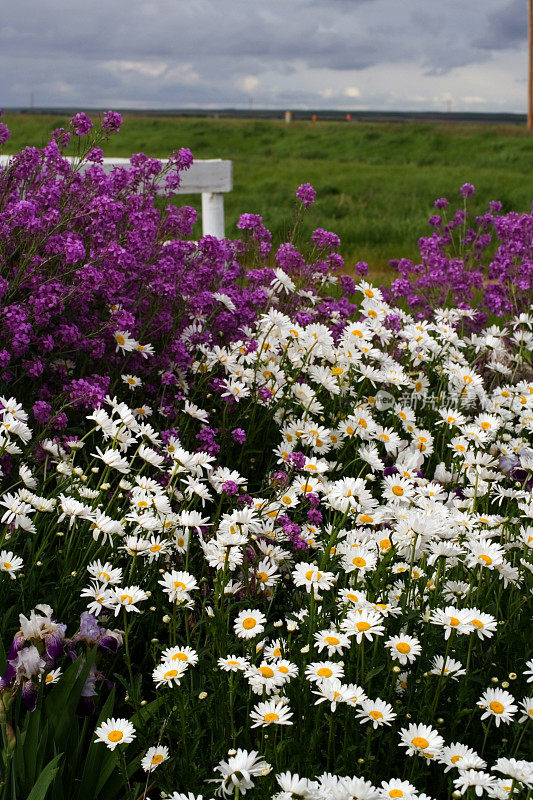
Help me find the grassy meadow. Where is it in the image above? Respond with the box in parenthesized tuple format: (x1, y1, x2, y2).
(2, 112, 532, 277)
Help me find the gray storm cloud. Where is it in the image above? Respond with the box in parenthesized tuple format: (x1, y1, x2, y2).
(0, 0, 528, 111)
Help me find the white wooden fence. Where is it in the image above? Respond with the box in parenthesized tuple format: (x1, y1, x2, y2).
(0, 156, 233, 239)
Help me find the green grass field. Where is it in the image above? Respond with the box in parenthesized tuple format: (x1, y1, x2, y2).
(2, 113, 532, 278)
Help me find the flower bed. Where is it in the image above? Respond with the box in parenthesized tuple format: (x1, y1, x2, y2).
(0, 112, 532, 800)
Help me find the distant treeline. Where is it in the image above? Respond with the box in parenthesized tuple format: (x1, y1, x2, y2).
(4, 107, 527, 125)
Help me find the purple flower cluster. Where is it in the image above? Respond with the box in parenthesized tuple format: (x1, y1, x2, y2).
(382, 185, 533, 322)
(0, 116, 358, 427)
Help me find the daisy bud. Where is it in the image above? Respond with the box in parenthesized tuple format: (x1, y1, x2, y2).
(150, 607, 156, 612)
(36, 561, 42, 566)
(228, 749, 237, 755)
(287, 621, 297, 631)
(198, 692, 207, 699)
(509, 673, 517, 680)
(71, 571, 77, 577)
(274, 620, 283, 627)
(502, 681, 509, 688)
(151, 639, 158, 644)
(300, 645, 310, 653)
(140, 700, 147, 706)
(453, 793, 462, 799)
(491, 676, 499, 683)
(392, 666, 401, 673)
(437, 718, 444, 724)
(406, 713, 412, 719)
(357, 758, 365, 764)
(162, 615, 171, 623)
(91, 467, 99, 473)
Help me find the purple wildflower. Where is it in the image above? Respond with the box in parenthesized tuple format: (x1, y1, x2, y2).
(295, 182, 316, 208)
(101, 110, 123, 135)
(231, 428, 246, 443)
(70, 113, 93, 137)
(460, 182, 475, 198)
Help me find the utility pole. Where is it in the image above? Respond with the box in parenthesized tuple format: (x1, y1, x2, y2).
(529, 0, 533, 129)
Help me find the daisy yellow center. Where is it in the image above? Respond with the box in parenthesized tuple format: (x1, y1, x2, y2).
(108, 730, 123, 742)
(471, 619, 484, 628)
(257, 572, 269, 583)
(481, 421, 490, 429)
(396, 642, 411, 654)
(45, 673, 54, 683)
(389, 790, 404, 798)
(278, 665, 289, 673)
(305, 570, 321, 581)
(99, 571, 111, 581)
(3, 562, 11, 570)
(116, 335, 125, 345)
(451, 755, 462, 763)
(489, 701, 504, 714)
(227, 660, 239, 666)
(177, 538, 185, 547)
(325, 636, 340, 645)
(174, 581, 186, 590)
(151, 754, 164, 764)
(356, 621, 371, 632)
(260, 666, 275, 678)
(331, 367, 343, 375)
(242, 617, 257, 630)
(380, 538, 392, 551)
(360, 514, 373, 524)
(353, 557, 366, 567)
(164, 669, 179, 680)
(264, 712, 279, 722)
(346, 425, 355, 435)
(150, 545, 162, 552)
(121, 594, 133, 605)
(346, 593, 358, 602)
(392, 486, 404, 496)
(273, 647, 281, 657)
(478, 554, 492, 565)
(317, 667, 332, 678)
(412, 737, 428, 749)
(369, 710, 383, 720)
(358, 418, 367, 429)
(282, 496, 292, 505)
(365, 288, 374, 297)
(449, 616, 460, 627)
(172, 653, 188, 661)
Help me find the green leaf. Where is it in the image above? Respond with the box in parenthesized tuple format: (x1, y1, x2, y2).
(25, 753, 63, 800)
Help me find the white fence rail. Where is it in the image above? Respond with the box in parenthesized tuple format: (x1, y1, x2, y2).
(0, 156, 233, 239)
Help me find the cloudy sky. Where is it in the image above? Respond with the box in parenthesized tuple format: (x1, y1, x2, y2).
(0, 0, 528, 112)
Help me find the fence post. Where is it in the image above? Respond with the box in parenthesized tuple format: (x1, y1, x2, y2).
(201, 192, 225, 238)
